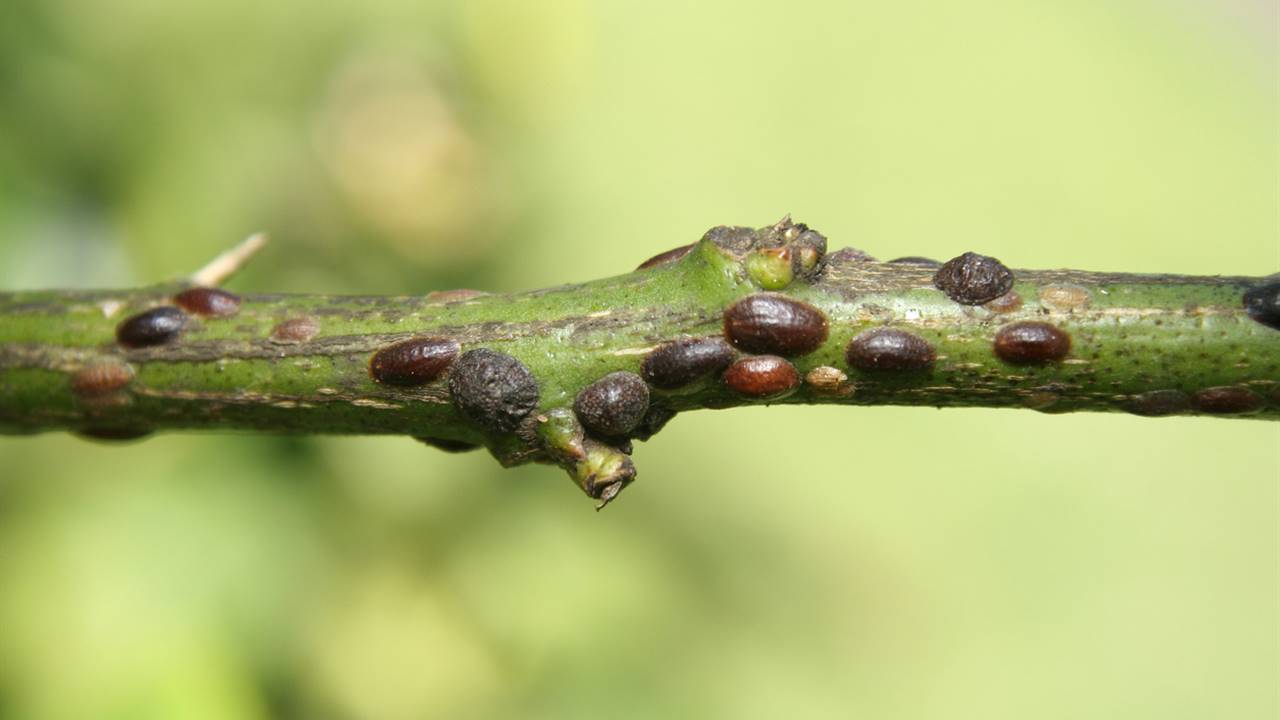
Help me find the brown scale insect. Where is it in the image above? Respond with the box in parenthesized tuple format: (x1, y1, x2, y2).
(636, 244, 694, 270)
(270, 317, 319, 344)
(448, 348, 540, 433)
(369, 337, 460, 387)
(78, 427, 152, 442)
(983, 291, 1023, 314)
(71, 363, 135, 398)
(414, 436, 481, 453)
(173, 287, 241, 317)
(574, 371, 651, 438)
(631, 405, 676, 441)
(723, 294, 828, 356)
(1243, 282, 1280, 331)
(933, 251, 1014, 305)
(845, 328, 935, 371)
(1193, 386, 1263, 414)
(1126, 389, 1191, 417)
(723, 355, 800, 399)
(993, 321, 1071, 364)
(116, 306, 188, 348)
(641, 336, 735, 390)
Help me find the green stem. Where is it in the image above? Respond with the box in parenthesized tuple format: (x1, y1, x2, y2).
(2, 219, 1276, 506)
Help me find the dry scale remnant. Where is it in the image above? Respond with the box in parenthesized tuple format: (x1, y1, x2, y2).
(1039, 284, 1091, 312)
(448, 348, 540, 434)
(574, 371, 651, 438)
(70, 363, 135, 398)
(934, 252, 1014, 305)
(270, 317, 320, 344)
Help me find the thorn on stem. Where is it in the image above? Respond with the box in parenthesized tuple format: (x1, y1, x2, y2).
(190, 233, 269, 287)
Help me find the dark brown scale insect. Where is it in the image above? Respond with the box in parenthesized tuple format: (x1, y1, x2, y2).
(448, 348, 540, 433)
(641, 337, 735, 390)
(933, 252, 1014, 305)
(414, 436, 481, 453)
(270, 317, 319, 344)
(1193, 386, 1263, 414)
(636, 244, 694, 270)
(173, 287, 241, 317)
(574, 371, 651, 438)
(1243, 282, 1280, 330)
(887, 256, 941, 267)
(723, 294, 828, 356)
(723, 355, 800, 399)
(631, 405, 676, 441)
(1125, 389, 1191, 417)
(993, 321, 1071, 363)
(116, 306, 187, 348)
(845, 328, 935, 371)
(70, 363, 135, 397)
(78, 427, 152, 442)
(369, 337, 460, 387)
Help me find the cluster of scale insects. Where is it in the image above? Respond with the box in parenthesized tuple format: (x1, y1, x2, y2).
(68, 226, 1280, 501)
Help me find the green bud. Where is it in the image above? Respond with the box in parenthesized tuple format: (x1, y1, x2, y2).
(746, 248, 794, 290)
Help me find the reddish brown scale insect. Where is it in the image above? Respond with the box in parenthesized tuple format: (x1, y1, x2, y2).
(636, 244, 694, 270)
(71, 363, 135, 397)
(270, 317, 319, 344)
(369, 337, 460, 387)
(173, 287, 241, 317)
(1193, 386, 1263, 414)
(641, 337, 735, 390)
(574, 371, 650, 438)
(1125, 389, 1191, 417)
(845, 328, 935, 371)
(993, 321, 1071, 363)
(934, 252, 1014, 305)
(448, 348, 540, 433)
(723, 355, 800, 399)
(1243, 282, 1280, 331)
(116, 306, 188, 348)
(723, 294, 828, 356)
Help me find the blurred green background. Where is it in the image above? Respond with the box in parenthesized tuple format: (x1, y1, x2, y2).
(0, 0, 1277, 718)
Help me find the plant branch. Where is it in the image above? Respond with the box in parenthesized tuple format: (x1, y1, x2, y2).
(2, 218, 1277, 507)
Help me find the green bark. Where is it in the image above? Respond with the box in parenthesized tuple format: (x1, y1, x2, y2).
(2, 219, 1277, 506)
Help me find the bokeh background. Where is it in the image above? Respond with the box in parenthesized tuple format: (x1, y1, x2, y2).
(1, 1, 1277, 718)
